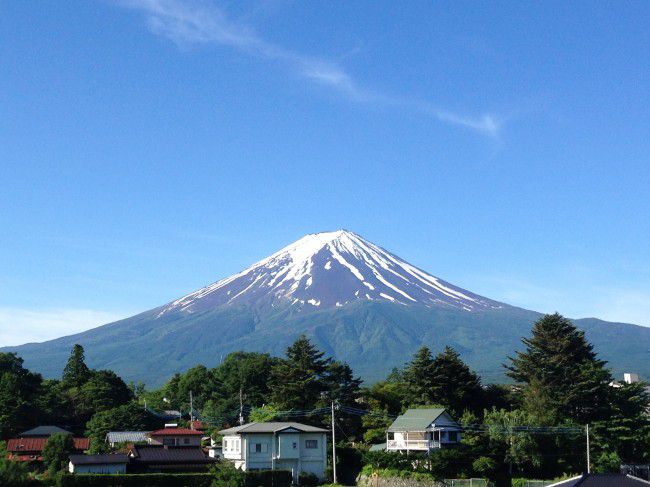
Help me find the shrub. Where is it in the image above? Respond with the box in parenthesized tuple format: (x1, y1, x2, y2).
(299, 471, 320, 486)
(243, 470, 292, 487)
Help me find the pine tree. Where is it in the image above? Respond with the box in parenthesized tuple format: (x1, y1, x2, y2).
(269, 335, 330, 411)
(403, 346, 435, 405)
(506, 313, 612, 424)
(430, 346, 483, 416)
(62, 344, 90, 387)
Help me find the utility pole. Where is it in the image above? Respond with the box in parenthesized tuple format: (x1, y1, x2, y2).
(586, 424, 590, 474)
(239, 387, 244, 425)
(190, 391, 194, 424)
(331, 401, 337, 485)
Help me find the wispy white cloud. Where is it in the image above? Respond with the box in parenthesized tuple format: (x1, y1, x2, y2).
(118, 0, 501, 136)
(0, 308, 127, 346)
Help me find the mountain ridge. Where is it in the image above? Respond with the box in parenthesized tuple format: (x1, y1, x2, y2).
(3, 230, 649, 386)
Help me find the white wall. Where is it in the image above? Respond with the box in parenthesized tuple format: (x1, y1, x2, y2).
(69, 462, 127, 474)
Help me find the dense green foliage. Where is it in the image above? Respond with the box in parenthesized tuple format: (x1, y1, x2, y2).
(0, 314, 648, 486)
(85, 402, 160, 453)
(42, 433, 75, 474)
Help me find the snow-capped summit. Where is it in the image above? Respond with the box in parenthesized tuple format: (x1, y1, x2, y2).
(159, 230, 502, 316)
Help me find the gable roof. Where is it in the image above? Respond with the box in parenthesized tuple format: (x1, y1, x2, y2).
(69, 454, 129, 465)
(149, 428, 203, 436)
(387, 408, 452, 432)
(549, 474, 650, 486)
(106, 431, 150, 444)
(7, 437, 89, 453)
(20, 426, 73, 437)
(219, 422, 328, 436)
(130, 445, 214, 464)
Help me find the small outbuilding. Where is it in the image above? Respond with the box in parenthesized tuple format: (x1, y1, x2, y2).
(68, 454, 129, 474)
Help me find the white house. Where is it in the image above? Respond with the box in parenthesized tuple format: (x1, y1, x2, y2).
(68, 454, 129, 474)
(386, 408, 462, 452)
(219, 422, 328, 483)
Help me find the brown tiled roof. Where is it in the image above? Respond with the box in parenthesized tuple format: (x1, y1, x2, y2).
(6, 437, 89, 454)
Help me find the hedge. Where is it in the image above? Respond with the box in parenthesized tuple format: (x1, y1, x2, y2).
(243, 470, 292, 486)
(56, 470, 293, 487)
(57, 473, 213, 487)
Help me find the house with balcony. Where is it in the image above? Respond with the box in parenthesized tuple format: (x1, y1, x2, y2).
(386, 408, 462, 452)
(219, 422, 328, 483)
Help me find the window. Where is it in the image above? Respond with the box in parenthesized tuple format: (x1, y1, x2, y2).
(292, 442, 297, 449)
(448, 432, 458, 442)
(440, 431, 447, 439)
(249, 443, 267, 453)
(184, 438, 190, 445)
(305, 440, 318, 449)
(224, 440, 228, 450)
(162, 438, 175, 446)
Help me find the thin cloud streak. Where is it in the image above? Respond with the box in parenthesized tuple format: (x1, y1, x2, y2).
(118, 0, 501, 136)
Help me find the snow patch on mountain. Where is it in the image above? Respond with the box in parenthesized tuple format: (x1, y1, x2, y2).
(158, 230, 503, 316)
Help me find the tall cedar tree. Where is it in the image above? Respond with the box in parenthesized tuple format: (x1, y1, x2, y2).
(62, 344, 91, 387)
(403, 346, 435, 405)
(269, 335, 330, 411)
(506, 313, 612, 424)
(431, 346, 483, 416)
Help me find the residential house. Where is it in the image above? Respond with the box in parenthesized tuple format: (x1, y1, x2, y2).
(127, 445, 216, 473)
(68, 454, 129, 474)
(548, 474, 650, 486)
(386, 408, 462, 452)
(6, 426, 88, 463)
(147, 427, 203, 446)
(106, 431, 150, 448)
(7, 436, 89, 462)
(219, 422, 328, 483)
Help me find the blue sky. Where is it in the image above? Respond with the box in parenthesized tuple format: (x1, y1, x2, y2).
(1, 0, 649, 345)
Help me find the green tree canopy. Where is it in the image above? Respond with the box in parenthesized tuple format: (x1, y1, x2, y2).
(85, 401, 160, 453)
(62, 344, 91, 387)
(42, 432, 75, 474)
(0, 352, 43, 437)
(269, 335, 331, 411)
(430, 346, 483, 416)
(403, 346, 435, 406)
(507, 313, 612, 424)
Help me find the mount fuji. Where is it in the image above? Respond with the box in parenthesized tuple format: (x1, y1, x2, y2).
(4, 230, 650, 385)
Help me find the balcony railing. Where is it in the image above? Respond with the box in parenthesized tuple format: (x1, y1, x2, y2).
(387, 439, 441, 450)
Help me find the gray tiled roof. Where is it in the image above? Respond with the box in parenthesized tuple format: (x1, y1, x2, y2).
(106, 431, 150, 444)
(69, 454, 129, 465)
(20, 426, 73, 437)
(387, 408, 449, 432)
(220, 422, 328, 435)
(131, 445, 214, 464)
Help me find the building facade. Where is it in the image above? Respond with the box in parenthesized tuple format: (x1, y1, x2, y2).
(219, 422, 328, 482)
(386, 408, 462, 452)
